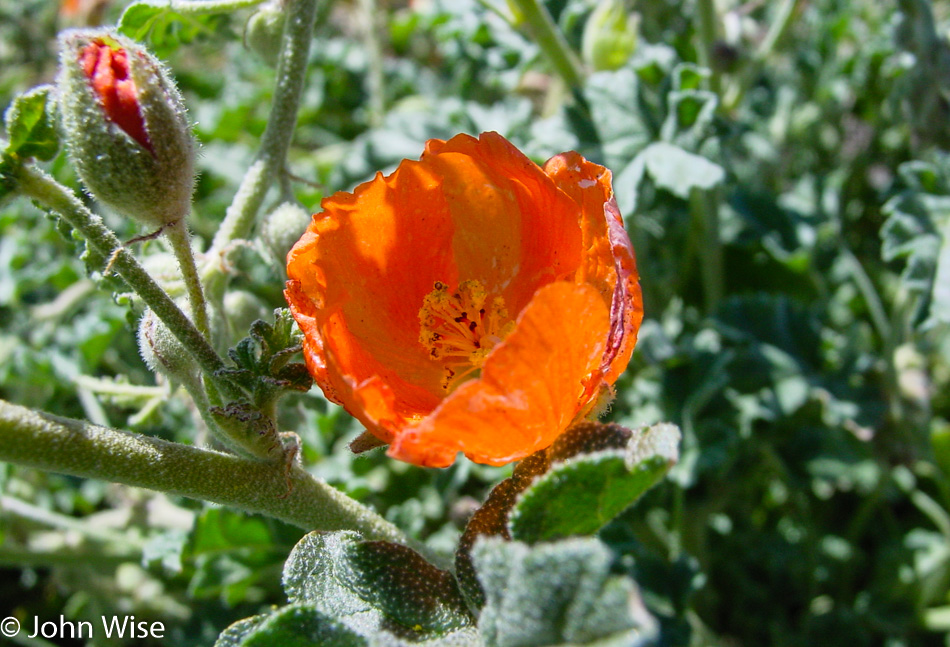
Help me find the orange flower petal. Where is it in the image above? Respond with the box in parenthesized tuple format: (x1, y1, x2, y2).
(387, 281, 611, 467)
(543, 152, 643, 383)
(422, 133, 583, 314)
(286, 159, 458, 409)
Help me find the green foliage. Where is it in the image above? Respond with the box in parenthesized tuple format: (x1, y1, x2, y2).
(509, 423, 679, 543)
(118, 0, 241, 56)
(218, 531, 479, 646)
(882, 157, 950, 327)
(3, 84, 59, 161)
(472, 536, 656, 647)
(220, 308, 313, 407)
(2, 0, 950, 645)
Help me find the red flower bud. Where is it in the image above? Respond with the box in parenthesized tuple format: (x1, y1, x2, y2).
(79, 40, 152, 153)
(58, 29, 196, 227)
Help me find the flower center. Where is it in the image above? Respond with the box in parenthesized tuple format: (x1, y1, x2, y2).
(418, 280, 515, 392)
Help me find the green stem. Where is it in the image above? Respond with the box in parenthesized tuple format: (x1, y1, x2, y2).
(0, 495, 144, 548)
(0, 545, 137, 569)
(358, 0, 386, 128)
(165, 218, 211, 338)
(206, 0, 318, 290)
(695, 0, 722, 95)
(754, 0, 800, 61)
(0, 399, 408, 545)
(723, 0, 801, 112)
(689, 187, 724, 313)
(475, 0, 517, 27)
(13, 165, 241, 402)
(509, 0, 585, 89)
(73, 375, 167, 399)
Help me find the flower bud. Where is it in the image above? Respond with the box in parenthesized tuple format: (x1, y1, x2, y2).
(245, 0, 286, 67)
(57, 30, 196, 228)
(581, 0, 639, 72)
(260, 202, 311, 263)
(138, 306, 198, 386)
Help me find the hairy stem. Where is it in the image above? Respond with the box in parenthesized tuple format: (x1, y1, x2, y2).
(509, 0, 585, 89)
(206, 0, 318, 282)
(0, 399, 408, 545)
(165, 218, 211, 338)
(14, 165, 240, 401)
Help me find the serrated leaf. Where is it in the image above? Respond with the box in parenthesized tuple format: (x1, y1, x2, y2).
(3, 85, 59, 161)
(508, 423, 680, 543)
(283, 531, 476, 641)
(472, 537, 656, 647)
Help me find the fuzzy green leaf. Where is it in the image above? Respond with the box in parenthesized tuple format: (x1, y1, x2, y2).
(508, 423, 680, 543)
(472, 537, 656, 647)
(216, 605, 368, 647)
(282, 531, 477, 642)
(3, 85, 59, 161)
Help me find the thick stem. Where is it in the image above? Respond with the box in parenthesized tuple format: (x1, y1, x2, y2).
(13, 165, 241, 402)
(0, 399, 408, 545)
(206, 0, 318, 273)
(165, 218, 211, 338)
(509, 0, 585, 89)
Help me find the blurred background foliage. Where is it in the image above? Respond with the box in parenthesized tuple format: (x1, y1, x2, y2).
(2, 0, 950, 644)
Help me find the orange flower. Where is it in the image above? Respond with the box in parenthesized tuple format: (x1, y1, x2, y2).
(285, 132, 643, 467)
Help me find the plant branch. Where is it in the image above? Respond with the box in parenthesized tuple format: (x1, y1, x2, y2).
(0, 495, 143, 548)
(696, 0, 722, 95)
(0, 399, 408, 545)
(508, 0, 585, 89)
(206, 0, 318, 274)
(358, 0, 386, 128)
(165, 218, 211, 338)
(13, 165, 241, 402)
(722, 0, 801, 112)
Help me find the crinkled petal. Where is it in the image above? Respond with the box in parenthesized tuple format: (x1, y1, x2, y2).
(387, 281, 611, 467)
(543, 152, 643, 383)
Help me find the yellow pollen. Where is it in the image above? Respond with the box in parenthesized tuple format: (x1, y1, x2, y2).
(418, 280, 515, 392)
